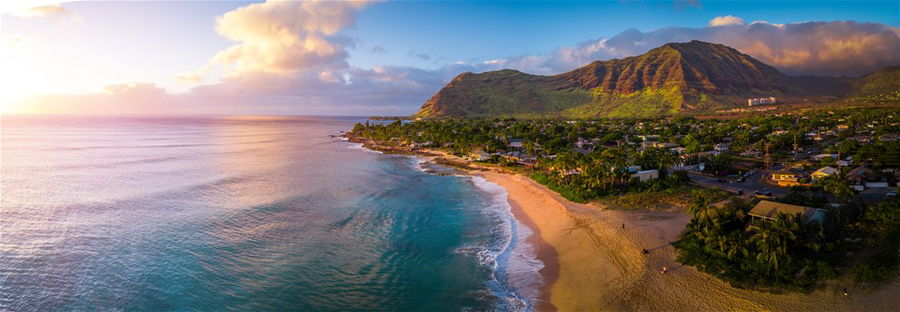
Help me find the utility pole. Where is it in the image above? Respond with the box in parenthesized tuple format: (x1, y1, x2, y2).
(764, 144, 771, 172)
(793, 134, 798, 154)
(837, 151, 842, 173)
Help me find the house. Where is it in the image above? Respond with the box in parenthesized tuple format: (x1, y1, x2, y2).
(837, 124, 850, 130)
(574, 138, 592, 148)
(771, 168, 808, 187)
(670, 147, 687, 154)
(501, 151, 526, 161)
(633, 169, 659, 182)
(507, 139, 524, 148)
(740, 149, 761, 157)
(714, 143, 730, 153)
(410, 141, 433, 148)
(748, 200, 827, 224)
(747, 97, 777, 106)
(469, 151, 491, 161)
(811, 166, 838, 180)
(812, 154, 838, 161)
(847, 166, 877, 184)
(516, 158, 537, 169)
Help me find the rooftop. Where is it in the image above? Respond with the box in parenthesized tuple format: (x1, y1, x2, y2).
(748, 200, 814, 221)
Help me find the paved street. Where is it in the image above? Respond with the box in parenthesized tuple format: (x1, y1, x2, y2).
(688, 170, 788, 199)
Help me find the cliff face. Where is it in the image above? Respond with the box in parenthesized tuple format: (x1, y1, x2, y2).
(558, 41, 795, 94)
(414, 41, 816, 118)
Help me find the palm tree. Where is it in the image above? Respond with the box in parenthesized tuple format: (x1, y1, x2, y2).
(817, 173, 854, 201)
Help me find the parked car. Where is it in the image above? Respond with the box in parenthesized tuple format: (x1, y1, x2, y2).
(736, 189, 744, 196)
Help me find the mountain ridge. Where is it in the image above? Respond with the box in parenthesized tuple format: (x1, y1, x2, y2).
(414, 40, 898, 118)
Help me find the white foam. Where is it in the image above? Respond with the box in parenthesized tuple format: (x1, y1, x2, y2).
(467, 176, 544, 312)
(411, 157, 428, 172)
(346, 142, 382, 154)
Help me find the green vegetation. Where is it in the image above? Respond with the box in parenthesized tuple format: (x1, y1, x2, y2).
(604, 186, 730, 211)
(674, 197, 836, 291)
(412, 40, 897, 119)
(674, 194, 900, 291)
(352, 106, 900, 291)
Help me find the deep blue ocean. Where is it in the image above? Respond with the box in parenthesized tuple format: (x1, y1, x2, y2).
(0, 116, 541, 311)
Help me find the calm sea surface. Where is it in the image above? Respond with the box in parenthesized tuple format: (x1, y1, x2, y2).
(0, 116, 540, 311)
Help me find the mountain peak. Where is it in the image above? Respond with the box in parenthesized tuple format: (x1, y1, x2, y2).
(414, 41, 851, 118)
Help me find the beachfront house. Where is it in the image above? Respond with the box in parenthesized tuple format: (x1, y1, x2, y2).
(771, 168, 808, 187)
(748, 200, 827, 224)
(469, 151, 491, 162)
(811, 166, 838, 180)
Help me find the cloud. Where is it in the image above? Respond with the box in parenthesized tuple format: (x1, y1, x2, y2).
(8, 4, 81, 23)
(102, 82, 167, 98)
(492, 20, 900, 77)
(19, 82, 180, 114)
(185, 0, 372, 82)
(709, 15, 744, 27)
(24, 8, 900, 116)
(371, 45, 387, 53)
(408, 51, 432, 61)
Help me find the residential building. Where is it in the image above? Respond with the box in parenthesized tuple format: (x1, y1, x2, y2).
(747, 97, 777, 107)
(771, 168, 808, 187)
(714, 143, 730, 153)
(847, 166, 877, 184)
(633, 169, 659, 182)
(811, 166, 838, 180)
(748, 200, 827, 224)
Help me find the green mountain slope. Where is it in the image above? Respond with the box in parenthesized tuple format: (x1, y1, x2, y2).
(414, 40, 895, 118)
(844, 65, 900, 104)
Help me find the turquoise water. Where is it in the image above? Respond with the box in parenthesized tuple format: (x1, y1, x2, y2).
(0, 116, 540, 311)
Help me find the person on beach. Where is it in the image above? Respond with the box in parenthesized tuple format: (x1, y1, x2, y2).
(661, 265, 668, 274)
(642, 248, 649, 255)
(843, 288, 849, 298)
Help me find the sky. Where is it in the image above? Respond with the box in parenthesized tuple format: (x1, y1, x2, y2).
(1, 0, 899, 115)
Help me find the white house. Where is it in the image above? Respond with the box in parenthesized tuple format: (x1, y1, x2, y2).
(633, 169, 659, 182)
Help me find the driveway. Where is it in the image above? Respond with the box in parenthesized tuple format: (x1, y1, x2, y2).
(688, 170, 788, 199)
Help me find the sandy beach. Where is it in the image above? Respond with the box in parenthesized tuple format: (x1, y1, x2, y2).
(478, 171, 900, 312)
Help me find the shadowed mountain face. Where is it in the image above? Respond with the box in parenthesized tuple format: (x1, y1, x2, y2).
(415, 41, 896, 118)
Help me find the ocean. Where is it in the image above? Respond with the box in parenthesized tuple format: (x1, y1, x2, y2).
(0, 116, 541, 311)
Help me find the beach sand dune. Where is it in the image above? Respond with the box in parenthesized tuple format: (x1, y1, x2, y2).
(479, 171, 900, 312)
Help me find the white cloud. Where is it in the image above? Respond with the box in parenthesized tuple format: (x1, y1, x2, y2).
(185, 0, 372, 81)
(7, 4, 81, 23)
(22, 6, 900, 116)
(709, 15, 745, 27)
(495, 20, 900, 77)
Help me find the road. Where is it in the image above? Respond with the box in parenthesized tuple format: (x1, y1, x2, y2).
(687, 170, 788, 199)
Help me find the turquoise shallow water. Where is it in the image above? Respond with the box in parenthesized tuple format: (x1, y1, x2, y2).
(0, 116, 540, 311)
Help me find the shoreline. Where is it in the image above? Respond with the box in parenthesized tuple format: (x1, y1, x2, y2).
(499, 182, 559, 312)
(345, 135, 900, 311)
(478, 170, 900, 311)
